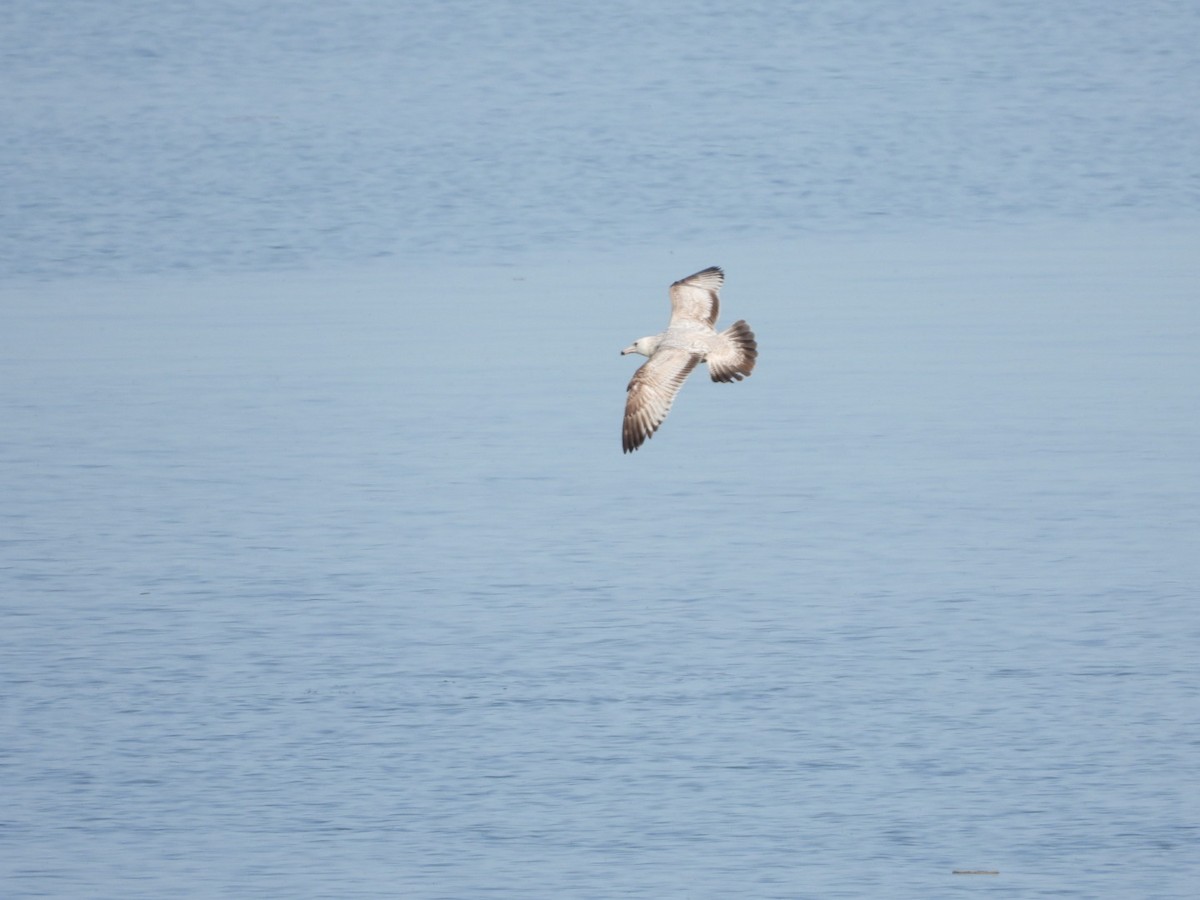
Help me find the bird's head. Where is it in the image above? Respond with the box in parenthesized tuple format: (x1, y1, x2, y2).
(621, 336, 660, 358)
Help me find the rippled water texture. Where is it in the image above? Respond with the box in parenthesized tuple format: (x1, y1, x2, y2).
(2, 0, 1198, 278)
(2, 1, 1199, 898)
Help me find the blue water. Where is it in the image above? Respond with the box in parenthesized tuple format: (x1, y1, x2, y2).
(2, 0, 1198, 279)
(2, 2, 1199, 898)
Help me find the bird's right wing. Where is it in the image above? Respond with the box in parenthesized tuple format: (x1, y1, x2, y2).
(623, 348, 700, 453)
(668, 266, 723, 328)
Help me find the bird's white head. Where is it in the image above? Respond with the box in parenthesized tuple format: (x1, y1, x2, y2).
(621, 335, 661, 358)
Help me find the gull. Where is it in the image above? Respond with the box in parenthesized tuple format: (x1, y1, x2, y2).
(620, 266, 757, 453)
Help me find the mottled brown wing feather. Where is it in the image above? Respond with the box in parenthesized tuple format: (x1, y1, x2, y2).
(668, 266, 724, 328)
(622, 348, 700, 453)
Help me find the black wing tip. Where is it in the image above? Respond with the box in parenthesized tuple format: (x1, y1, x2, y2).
(672, 265, 724, 287)
(623, 418, 660, 452)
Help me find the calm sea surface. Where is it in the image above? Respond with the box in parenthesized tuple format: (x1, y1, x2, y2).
(2, 1, 1198, 898)
(2, 0, 1198, 278)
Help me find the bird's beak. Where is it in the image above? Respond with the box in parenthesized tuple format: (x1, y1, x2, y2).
(621, 344, 635, 356)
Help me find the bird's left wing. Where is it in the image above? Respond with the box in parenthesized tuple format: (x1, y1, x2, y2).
(623, 347, 700, 453)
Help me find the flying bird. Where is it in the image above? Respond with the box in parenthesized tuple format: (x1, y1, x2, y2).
(621, 266, 757, 453)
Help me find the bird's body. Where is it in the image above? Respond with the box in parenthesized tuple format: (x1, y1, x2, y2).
(620, 266, 757, 453)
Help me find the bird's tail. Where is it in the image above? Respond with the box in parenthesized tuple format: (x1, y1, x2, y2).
(708, 320, 757, 382)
